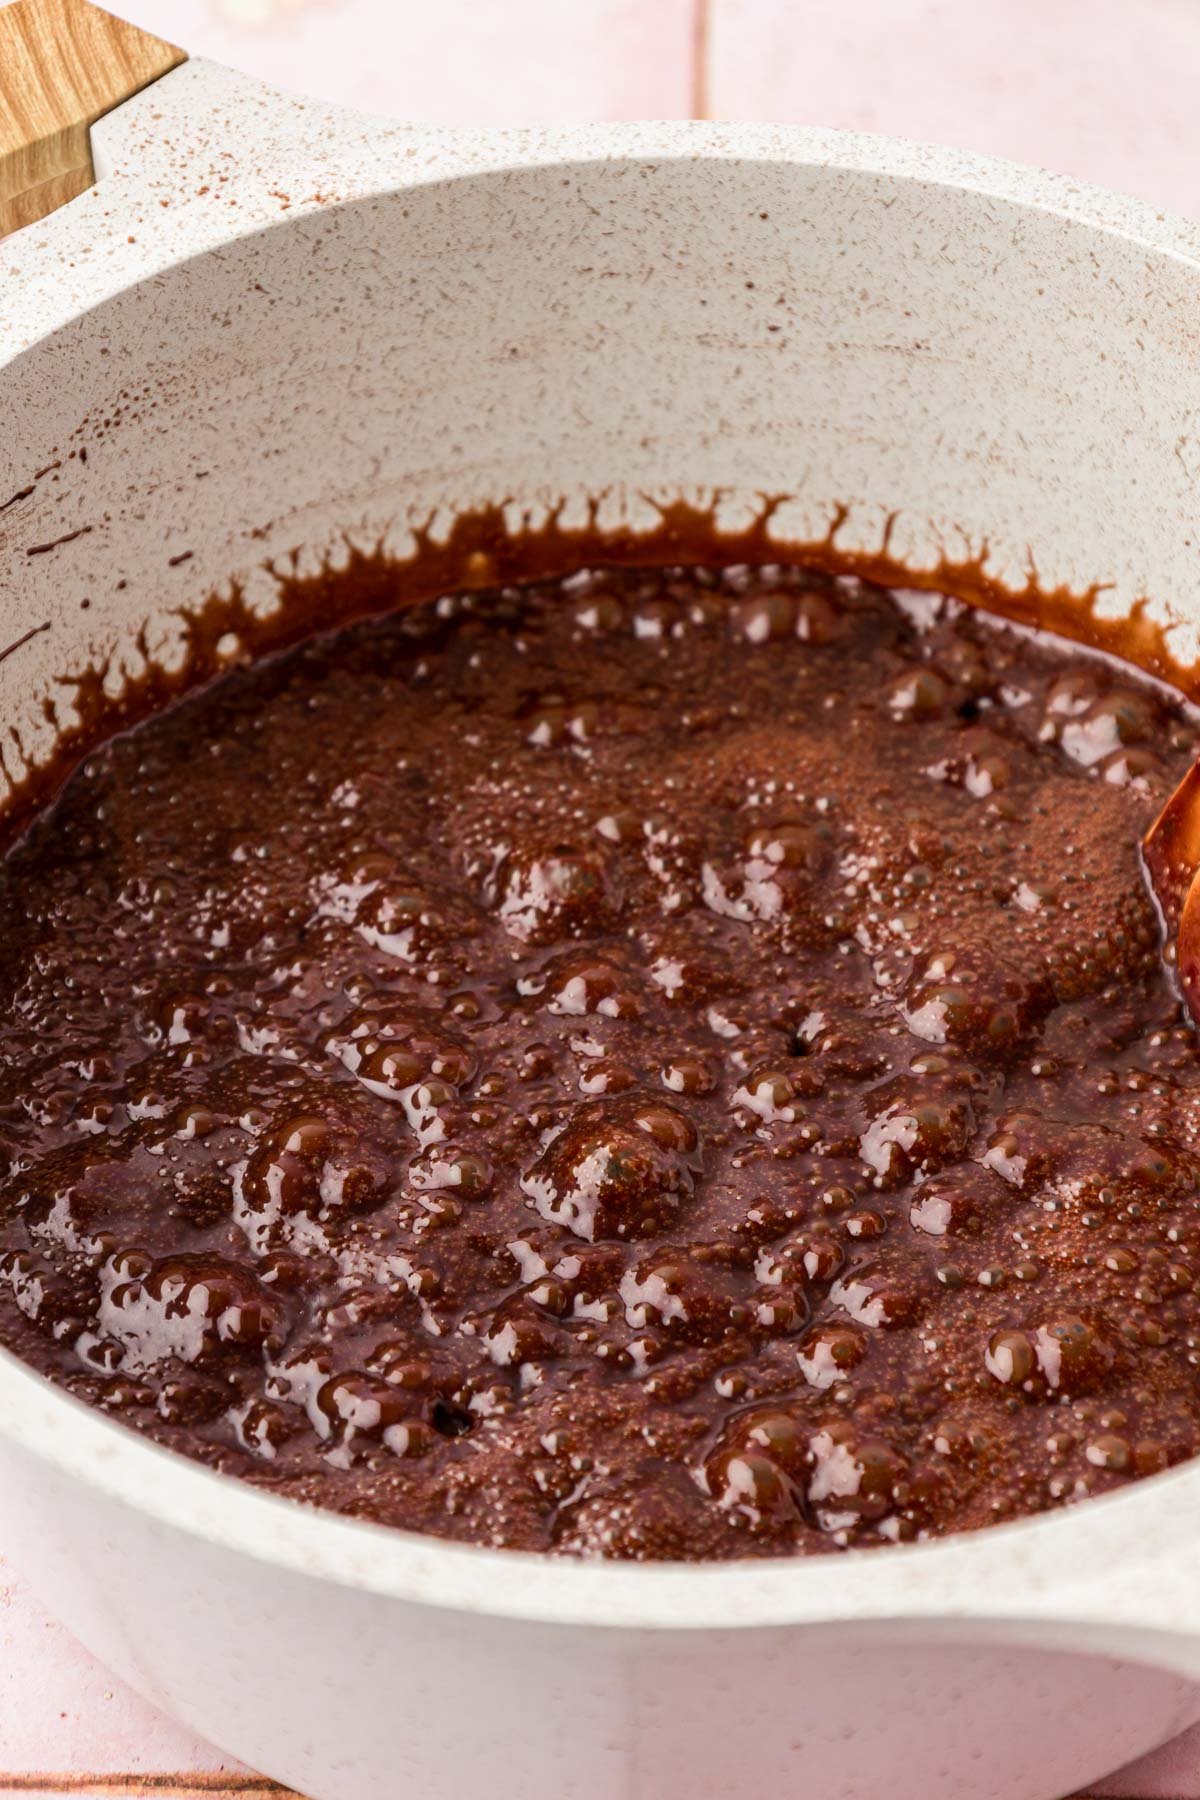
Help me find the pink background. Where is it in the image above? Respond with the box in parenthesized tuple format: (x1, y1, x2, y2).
(5, 0, 1200, 1793)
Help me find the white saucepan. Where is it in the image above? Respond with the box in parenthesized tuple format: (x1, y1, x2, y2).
(4, 5, 1200, 1797)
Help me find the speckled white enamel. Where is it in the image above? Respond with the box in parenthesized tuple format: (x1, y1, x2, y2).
(4, 60, 1200, 1800)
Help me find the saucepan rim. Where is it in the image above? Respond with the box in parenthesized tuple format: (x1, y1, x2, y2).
(5, 99, 1200, 1644)
(4, 1337, 1200, 1636)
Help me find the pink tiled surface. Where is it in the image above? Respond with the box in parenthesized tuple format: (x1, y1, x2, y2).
(0, 1498, 236, 1786)
(706, 0, 1200, 216)
(119, 0, 697, 125)
(6, 1, 1200, 1793)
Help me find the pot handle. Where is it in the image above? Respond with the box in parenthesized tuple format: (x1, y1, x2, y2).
(0, 0, 184, 238)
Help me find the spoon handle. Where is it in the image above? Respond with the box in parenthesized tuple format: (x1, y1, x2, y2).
(0, 0, 184, 239)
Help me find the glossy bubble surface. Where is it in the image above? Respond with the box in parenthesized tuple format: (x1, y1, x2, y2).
(0, 562, 1196, 1561)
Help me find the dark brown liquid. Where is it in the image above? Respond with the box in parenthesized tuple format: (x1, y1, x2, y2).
(1, 562, 1198, 1558)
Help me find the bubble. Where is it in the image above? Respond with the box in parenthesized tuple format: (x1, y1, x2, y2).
(1033, 1314, 1115, 1395)
(901, 949, 1050, 1061)
(483, 1304, 566, 1367)
(1085, 1433, 1132, 1473)
(315, 1372, 430, 1457)
(520, 1097, 700, 1242)
(797, 1323, 866, 1389)
(100, 1252, 280, 1372)
(707, 1446, 798, 1524)
(619, 1253, 741, 1345)
(492, 846, 622, 945)
(830, 1265, 922, 1329)
(984, 1330, 1035, 1386)
(1059, 691, 1155, 768)
(858, 1079, 974, 1188)
(408, 1145, 493, 1201)
(661, 1054, 718, 1095)
(361, 1044, 425, 1092)
(908, 1164, 1006, 1237)
(730, 592, 798, 645)
(805, 1421, 910, 1530)
(535, 953, 639, 1020)
(884, 668, 950, 720)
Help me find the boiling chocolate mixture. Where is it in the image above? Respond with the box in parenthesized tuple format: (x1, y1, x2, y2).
(1, 563, 1199, 1559)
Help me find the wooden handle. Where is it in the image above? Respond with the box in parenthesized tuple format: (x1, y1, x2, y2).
(0, 0, 185, 238)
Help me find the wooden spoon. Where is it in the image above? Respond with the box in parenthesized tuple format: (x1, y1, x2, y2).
(1144, 758, 1200, 1019)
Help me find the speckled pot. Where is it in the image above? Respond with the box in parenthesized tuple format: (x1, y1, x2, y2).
(4, 60, 1200, 1800)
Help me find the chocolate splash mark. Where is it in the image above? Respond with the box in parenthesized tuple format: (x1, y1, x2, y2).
(0, 456, 66, 517)
(0, 621, 50, 667)
(25, 524, 94, 557)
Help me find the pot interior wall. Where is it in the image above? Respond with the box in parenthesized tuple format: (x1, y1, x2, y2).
(2, 151, 1200, 809)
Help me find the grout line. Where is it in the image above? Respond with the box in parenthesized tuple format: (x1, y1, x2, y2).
(690, 0, 711, 118)
(0, 1779, 295, 1796)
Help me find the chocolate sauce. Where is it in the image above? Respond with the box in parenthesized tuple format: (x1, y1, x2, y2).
(1, 561, 1198, 1559)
